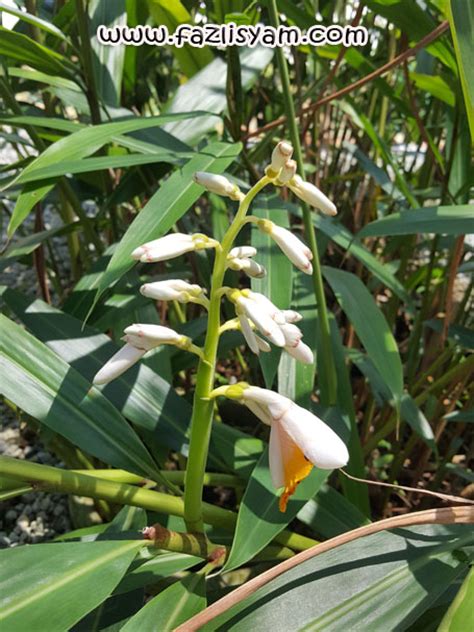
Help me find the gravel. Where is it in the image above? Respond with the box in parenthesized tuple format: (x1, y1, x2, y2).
(0, 403, 72, 548)
(1, 135, 75, 547)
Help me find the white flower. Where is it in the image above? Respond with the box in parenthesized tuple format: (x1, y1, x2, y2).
(289, 175, 337, 216)
(93, 344, 146, 385)
(270, 141, 293, 173)
(231, 290, 286, 347)
(277, 159, 297, 185)
(227, 246, 266, 279)
(241, 386, 349, 511)
(131, 233, 216, 263)
(140, 280, 205, 303)
(238, 314, 259, 355)
(258, 219, 313, 275)
(237, 314, 272, 356)
(193, 171, 241, 201)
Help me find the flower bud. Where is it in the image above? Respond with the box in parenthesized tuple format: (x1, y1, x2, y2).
(282, 310, 303, 323)
(270, 141, 293, 174)
(280, 322, 303, 347)
(277, 159, 297, 185)
(193, 171, 241, 200)
(140, 280, 204, 303)
(131, 233, 216, 263)
(285, 340, 314, 364)
(258, 220, 313, 275)
(228, 257, 266, 279)
(289, 175, 337, 216)
(124, 324, 184, 350)
(93, 344, 146, 385)
(229, 246, 257, 259)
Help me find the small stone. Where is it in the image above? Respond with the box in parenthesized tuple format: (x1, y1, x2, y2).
(5, 510, 17, 522)
(53, 504, 64, 517)
(40, 498, 51, 512)
(0, 536, 11, 547)
(17, 515, 29, 530)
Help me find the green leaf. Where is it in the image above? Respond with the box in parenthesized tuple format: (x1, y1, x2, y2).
(328, 317, 370, 516)
(425, 319, 474, 350)
(0, 1, 71, 43)
(278, 272, 317, 408)
(88, 0, 126, 108)
(121, 572, 206, 631)
(448, 0, 474, 142)
(348, 349, 435, 450)
(0, 315, 159, 479)
(410, 72, 455, 107)
(1, 287, 261, 476)
(114, 552, 201, 595)
(224, 448, 327, 572)
(0, 540, 143, 632)
(287, 200, 412, 306)
(6, 112, 209, 237)
(358, 205, 474, 238)
(0, 25, 74, 77)
(297, 484, 370, 539)
(323, 267, 403, 407)
(148, 0, 213, 77)
(200, 524, 473, 631)
(163, 47, 273, 145)
(15, 152, 190, 183)
(91, 141, 241, 304)
(251, 195, 293, 388)
(364, 0, 456, 71)
(438, 567, 474, 632)
(0, 221, 80, 272)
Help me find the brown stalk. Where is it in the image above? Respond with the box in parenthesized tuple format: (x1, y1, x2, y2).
(442, 235, 465, 344)
(245, 21, 450, 141)
(178, 506, 474, 631)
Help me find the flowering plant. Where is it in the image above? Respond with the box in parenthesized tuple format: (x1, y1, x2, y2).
(93, 141, 347, 530)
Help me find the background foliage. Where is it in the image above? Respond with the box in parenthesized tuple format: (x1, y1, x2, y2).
(0, 0, 473, 630)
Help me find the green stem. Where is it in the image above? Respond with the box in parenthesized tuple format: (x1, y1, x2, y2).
(0, 457, 317, 551)
(267, 0, 337, 406)
(73, 468, 243, 488)
(183, 177, 270, 532)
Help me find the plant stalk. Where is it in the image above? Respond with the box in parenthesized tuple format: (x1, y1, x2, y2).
(183, 177, 271, 532)
(0, 456, 317, 552)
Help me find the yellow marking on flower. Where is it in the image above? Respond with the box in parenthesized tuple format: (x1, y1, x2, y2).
(278, 426, 313, 513)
